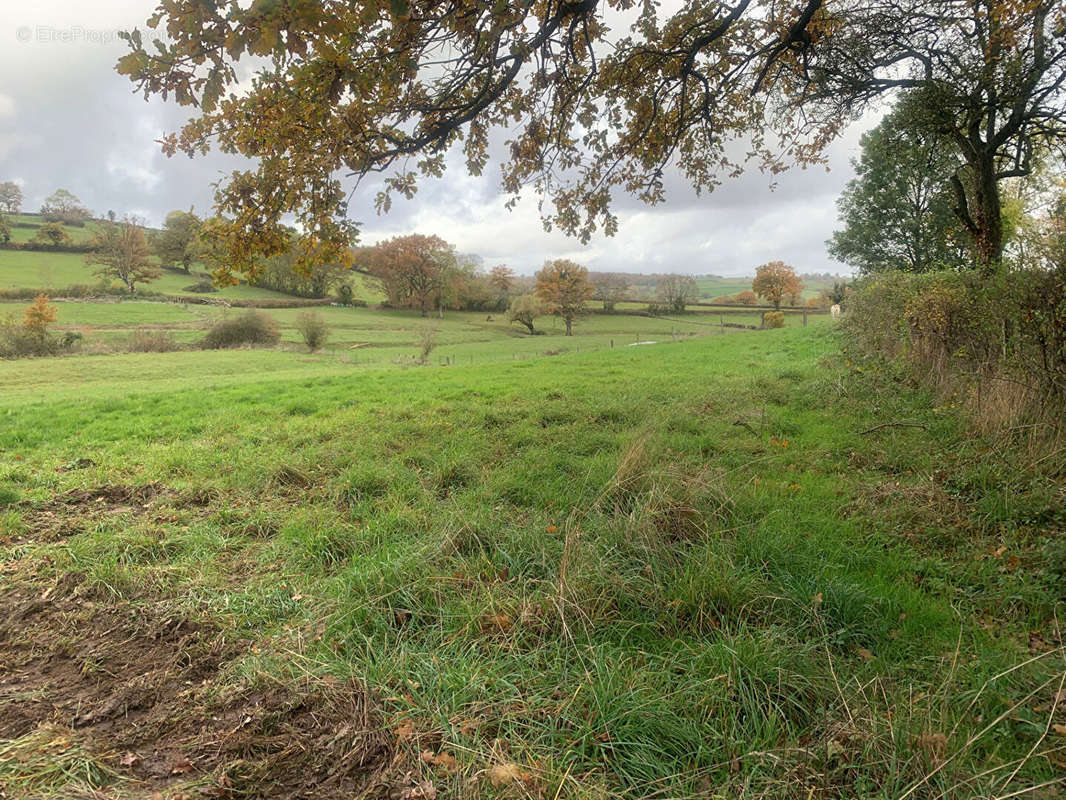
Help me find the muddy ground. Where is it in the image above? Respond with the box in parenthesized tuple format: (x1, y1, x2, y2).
(0, 485, 426, 800)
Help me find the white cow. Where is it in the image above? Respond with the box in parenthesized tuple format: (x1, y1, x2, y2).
(830, 304, 841, 319)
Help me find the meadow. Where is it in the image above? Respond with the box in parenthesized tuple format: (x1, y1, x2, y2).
(1, 316, 1063, 799)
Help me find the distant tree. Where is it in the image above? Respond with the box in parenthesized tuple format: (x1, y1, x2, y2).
(86, 217, 161, 293)
(32, 221, 72, 248)
(155, 209, 202, 272)
(254, 236, 351, 298)
(752, 262, 802, 311)
(0, 182, 22, 214)
(734, 290, 758, 306)
(508, 294, 546, 334)
(591, 272, 630, 311)
(827, 96, 966, 274)
(535, 259, 593, 336)
(0, 213, 10, 244)
(657, 274, 699, 312)
(40, 189, 91, 225)
(489, 265, 516, 295)
(828, 281, 848, 305)
(369, 234, 457, 317)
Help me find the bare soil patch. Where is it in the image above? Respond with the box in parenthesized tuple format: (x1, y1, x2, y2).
(0, 575, 395, 798)
(13, 483, 214, 543)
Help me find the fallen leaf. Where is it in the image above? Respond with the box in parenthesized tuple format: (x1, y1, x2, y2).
(394, 723, 416, 742)
(919, 733, 948, 755)
(119, 751, 141, 768)
(421, 750, 459, 771)
(856, 647, 874, 662)
(170, 756, 194, 775)
(1052, 723, 1066, 737)
(487, 763, 530, 786)
(480, 613, 513, 633)
(458, 718, 478, 736)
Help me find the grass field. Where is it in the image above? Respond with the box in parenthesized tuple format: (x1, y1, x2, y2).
(693, 275, 842, 301)
(1, 322, 1062, 799)
(1, 298, 800, 367)
(3, 214, 105, 245)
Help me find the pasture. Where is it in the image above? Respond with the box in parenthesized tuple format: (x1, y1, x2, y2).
(1, 319, 1061, 798)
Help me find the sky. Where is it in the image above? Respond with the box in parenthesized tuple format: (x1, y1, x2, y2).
(0, 1, 879, 277)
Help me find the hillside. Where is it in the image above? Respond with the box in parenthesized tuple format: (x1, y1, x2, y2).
(0, 215, 384, 304)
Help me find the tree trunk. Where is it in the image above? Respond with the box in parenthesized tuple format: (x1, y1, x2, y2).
(564, 316, 572, 336)
(972, 157, 1004, 272)
(950, 154, 1004, 274)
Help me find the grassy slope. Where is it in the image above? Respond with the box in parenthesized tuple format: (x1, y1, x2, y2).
(4, 214, 105, 244)
(1, 325, 1061, 798)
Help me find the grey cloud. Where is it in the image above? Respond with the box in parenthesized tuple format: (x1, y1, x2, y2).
(1, 0, 871, 277)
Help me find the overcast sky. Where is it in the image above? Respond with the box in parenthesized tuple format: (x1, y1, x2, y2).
(0, 1, 878, 276)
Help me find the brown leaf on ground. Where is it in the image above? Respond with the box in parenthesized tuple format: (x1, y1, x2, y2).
(480, 613, 513, 633)
(487, 762, 532, 786)
(422, 749, 459, 772)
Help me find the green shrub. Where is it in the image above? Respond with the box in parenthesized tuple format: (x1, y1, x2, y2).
(335, 283, 354, 305)
(762, 311, 785, 329)
(294, 311, 330, 352)
(201, 311, 280, 349)
(847, 266, 1066, 421)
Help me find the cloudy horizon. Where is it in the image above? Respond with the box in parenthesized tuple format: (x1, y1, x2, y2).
(0, 1, 880, 277)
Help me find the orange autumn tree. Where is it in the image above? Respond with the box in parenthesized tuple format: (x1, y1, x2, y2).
(752, 262, 802, 311)
(534, 259, 593, 336)
(23, 294, 57, 339)
(368, 234, 457, 317)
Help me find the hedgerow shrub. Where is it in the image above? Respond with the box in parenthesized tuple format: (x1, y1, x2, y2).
(846, 264, 1066, 423)
(201, 311, 280, 349)
(762, 311, 785, 328)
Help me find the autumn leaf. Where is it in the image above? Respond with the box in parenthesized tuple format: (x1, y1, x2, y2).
(487, 762, 532, 786)
(422, 750, 459, 772)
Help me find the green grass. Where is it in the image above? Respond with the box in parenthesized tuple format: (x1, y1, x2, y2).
(3, 214, 106, 245)
(1, 298, 806, 369)
(1, 324, 1062, 798)
(0, 245, 289, 300)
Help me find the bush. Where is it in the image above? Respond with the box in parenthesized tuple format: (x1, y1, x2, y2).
(201, 311, 280, 349)
(0, 294, 71, 359)
(128, 330, 181, 352)
(762, 311, 785, 328)
(183, 280, 218, 293)
(335, 283, 354, 305)
(846, 265, 1066, 423)
(294, 311, 330, 352)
